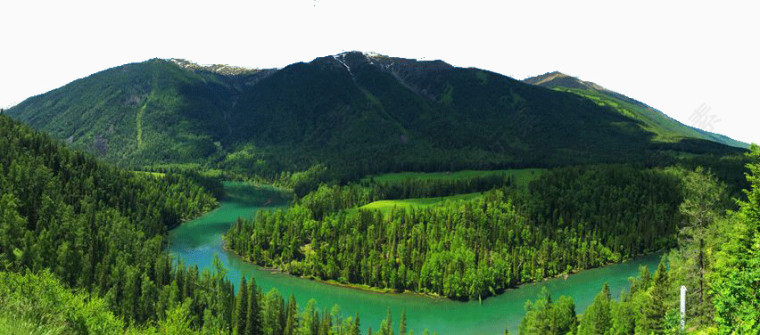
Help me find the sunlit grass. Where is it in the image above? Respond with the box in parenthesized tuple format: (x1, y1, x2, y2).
(363, 168, 544, 187)
(356, 192, 483, 216)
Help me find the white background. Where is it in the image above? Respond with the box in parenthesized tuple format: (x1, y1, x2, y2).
(1, 0, 757, 144)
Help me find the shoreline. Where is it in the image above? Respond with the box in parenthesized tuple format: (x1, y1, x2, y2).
(222, 239, 665, 302)
(180, 180, 666, 302)
(220, 241, 448, 299)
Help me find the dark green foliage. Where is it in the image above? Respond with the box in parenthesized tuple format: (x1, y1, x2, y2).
(245, 278, 262, 335)
(236, 277, 249, 335)
(284, 294, 298, 335)
(712, 145, 760, 333)
(518, 288, 577, 335)
(512, 159, 760, 334)
(0, 114, 217, 284)
(524, 71, 748, 149)
(226, 165, 683, 299)
(564, 261, 674, 335)
(0, 114, 411, 335)
(577, 284, 611, 335)
(297, 171, 516, 217)
(8, 54, 744, 185)
(671, 167, 727, 326)
(643, 260, 670, 334)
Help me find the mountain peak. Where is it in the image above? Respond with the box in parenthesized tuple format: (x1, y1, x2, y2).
(524, 71, 607, 92)
(169, 58, 262, 76)
(7, 53, 747, 177)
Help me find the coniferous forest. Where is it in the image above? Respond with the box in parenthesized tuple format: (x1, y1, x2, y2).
(4, 107, 760, 334)
(0, 115, 396, 334)
(518, 148, 760, 334)
(1, 47, 759, 335)
(226, 165, 684, 300)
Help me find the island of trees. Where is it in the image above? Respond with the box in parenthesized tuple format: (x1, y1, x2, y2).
(3, 110, 759, 334)
(226, 165, 691, 300)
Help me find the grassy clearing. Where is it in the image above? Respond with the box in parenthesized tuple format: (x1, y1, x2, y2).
(133, 170, 165, 178)
(355, 192, 483, 216)
(363, 168, 545, 187)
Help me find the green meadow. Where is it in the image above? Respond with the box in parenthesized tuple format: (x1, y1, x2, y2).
(352, 192, 483, 216)
(363, 168, 545, 187)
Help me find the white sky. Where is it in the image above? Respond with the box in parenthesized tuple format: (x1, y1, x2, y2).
(1, 0, 758, 145)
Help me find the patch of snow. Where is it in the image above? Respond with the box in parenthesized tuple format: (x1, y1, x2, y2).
(332, 55, 353, 77)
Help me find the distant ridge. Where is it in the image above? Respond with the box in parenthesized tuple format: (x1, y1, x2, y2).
(524, 71, 748, 149)
(7, 52, 746, 181)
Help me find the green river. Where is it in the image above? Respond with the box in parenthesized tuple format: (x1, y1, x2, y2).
(168, 182, 661, 334)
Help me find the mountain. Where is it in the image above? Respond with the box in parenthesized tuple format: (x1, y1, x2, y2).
(6, 52, 746, 180)
(524, 71, 748, 148)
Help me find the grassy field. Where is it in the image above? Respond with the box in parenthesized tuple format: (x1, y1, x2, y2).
(362, 168, 545, 187)
(132, 170, 166, 178)
(355, 192, 483, 216)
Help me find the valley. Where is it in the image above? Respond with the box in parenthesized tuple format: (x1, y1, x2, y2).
(2, 51, 758, 334)
(168, 182, 662, 334)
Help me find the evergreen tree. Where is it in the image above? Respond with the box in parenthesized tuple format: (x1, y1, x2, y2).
(236, 277, 249, 335)
(712, 145, 760, 333)
(644, 260, 670, 334)
(246, 278, 261, 335)
(552, 295, 577, 334)
(577, 283, 611, 335)
(284, 294, 298, 335)
(519, 288, 575, 335)
(677, 167, 725, 325)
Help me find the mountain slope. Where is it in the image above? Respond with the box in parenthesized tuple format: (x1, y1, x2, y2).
(524, 71, 748, 148)
(7, 53, 746, 180)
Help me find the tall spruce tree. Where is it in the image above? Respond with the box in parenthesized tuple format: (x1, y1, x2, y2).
(236, 277, 249, 335)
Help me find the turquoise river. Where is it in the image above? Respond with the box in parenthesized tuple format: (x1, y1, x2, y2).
(168, 182, 661, 334)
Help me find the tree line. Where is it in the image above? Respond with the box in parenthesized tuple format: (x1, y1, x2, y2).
(0, 115, 406, 334)
(226, 165, 684, 300)
(296, 172, 516, 219)
(517, 147, 760, 334)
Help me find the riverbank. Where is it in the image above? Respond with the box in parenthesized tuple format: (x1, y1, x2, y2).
(224, 237, 665, 302)
(167, 182, 665, 334)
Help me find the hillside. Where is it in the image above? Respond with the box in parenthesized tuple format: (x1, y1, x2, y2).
(0, 113, 391, 335)
(7, 53, 746, 181)
(524, 71, 748, 148)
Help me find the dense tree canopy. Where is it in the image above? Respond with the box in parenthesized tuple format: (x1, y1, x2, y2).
(227, 165, 684, 300)
(0, 115, 401, 334)
(514, 146, 760, 334)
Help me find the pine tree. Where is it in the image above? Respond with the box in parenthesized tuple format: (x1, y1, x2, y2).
(677, 167, 725, 325)
(712, 145, 760, 333)
(245, 278, 261, 335)
(577, 283, 611, 335)
(644, 260, 670, 333)
(284, 294, 298, 335)
(236, 277, 249, 335)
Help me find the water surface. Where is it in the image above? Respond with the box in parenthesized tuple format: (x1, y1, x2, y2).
(168, 182, 661, 334)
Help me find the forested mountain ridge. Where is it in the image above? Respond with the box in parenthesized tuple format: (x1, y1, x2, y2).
(7, 52, 746, 182)
(0, 114, 397, 334)
(524, 71, 748, 148)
